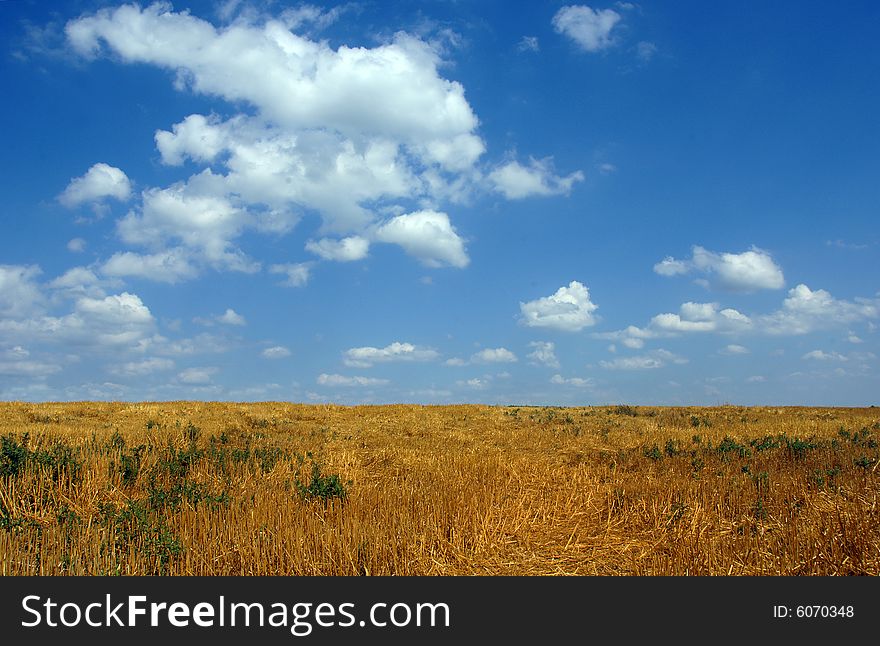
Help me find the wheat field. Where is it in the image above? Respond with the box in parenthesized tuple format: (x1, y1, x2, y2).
(1, 401, 878, 575)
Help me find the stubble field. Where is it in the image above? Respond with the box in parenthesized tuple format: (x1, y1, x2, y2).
(1, 401, 878, 575)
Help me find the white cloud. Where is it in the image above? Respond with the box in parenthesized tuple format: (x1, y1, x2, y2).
(343, 341, 439, 367)
(746, 375, 766, 383)
(217, 308, 246, 326)
(552, 5, 622, 52)
(0, 346, 62, 378)
(600, 349, 687, 371)
(550, 374, 593, 387)
(654, 246, 785, 292)
(720, 344, 750, 355)
(261, 345, 291, 359)
(48, 266, 119, 299)
(471, 347, 517, 363)
(0, 265, 45, 318)
(488, 158, 584, 199)
(527, 341, 560, 368)
(459, 377, 489, 390)
(848, 333, 863, 344)
(154, 113, 228, 165)
(520, 281, 598, 332)
(101, 249, 201, 284)
(760, 284, 879, 335)
(67, 238, 87, 253)
(178, 366, 218, 384)
(59, 163, 131, 208)
(62, 3, 588, 279)
(518, 36, 540, 52)
(270, 262, 312, 287)
(110, 357, 175, 376)
(444, 357, 467, 367)
(317, 373, 389, 387)
(305, 236, 370, 262)
(373, 210, 469, 268)
(636, 41, 657, 62)
(802, 350, 848, 362)
(117, 183, 260, 275)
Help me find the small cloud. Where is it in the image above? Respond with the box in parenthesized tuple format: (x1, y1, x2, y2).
(802, 350, 848, 362)
(599, 349, 687, 370)
(636, 41, 657, 62)
(653, 245, 785, 292)
(520, 281, 599, 332)
(552, 5, 622, 52)
(217, 308, 246, 326)
(598, 162, 617, 175)
(317, 373, 389, 387)
(527, 341, 560, 368)
(445, 357, 467, 367)
(344, 341, 439, 368)
(270, 262, 312, 287)
(178, 367, 218, 384)
(720, 344, 749, 355)
(489, 157, 584, 200)
(67, 238, 87, 253)
(518, 36, 540, 52)
(261, 346, 291, 359)
(305, 236, 370, 262)
(550, 374, 593, 388)
(59, 163, 131, 209)
(746, 375, 766, 383)
(471, 347, 517, 363)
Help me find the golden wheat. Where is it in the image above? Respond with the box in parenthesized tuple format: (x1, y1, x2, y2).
(0, 402, 878, 575)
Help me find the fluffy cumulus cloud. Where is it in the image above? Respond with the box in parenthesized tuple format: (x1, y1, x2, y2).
(61, 3, 580, 281)
(759, 284, 879, 335)
(527, 341, 560, 368)
(488, 158, 584, 199)
(101, 249, 200, 284)
(317, 373, 389, 387)
(217, 309, 246, 326)
(650, 302, 752, 334)
(0, 265, 45, 318)
(471, 347, 517, 363)
(552, 5, 622, 52)
(520, 281, 598, 332)
(654, 246, 785, 292)
(598, 284, 879, 351)
(372, 210, 469, 268)
(59, 163, 131, 208)
(343, 341, 439, 367)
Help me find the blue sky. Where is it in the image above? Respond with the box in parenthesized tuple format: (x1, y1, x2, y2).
(1, 0, 878, 405)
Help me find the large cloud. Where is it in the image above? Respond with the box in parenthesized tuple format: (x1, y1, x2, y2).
(519, 281, 599, 332)
(63, 3, 579, 278)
